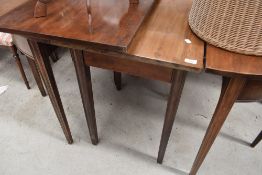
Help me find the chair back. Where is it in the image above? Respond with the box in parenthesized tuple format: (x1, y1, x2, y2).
(12, 35, 33, 58)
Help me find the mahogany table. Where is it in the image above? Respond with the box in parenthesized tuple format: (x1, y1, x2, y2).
(190, 44, 262, 175)
(0, 0, 204, 163)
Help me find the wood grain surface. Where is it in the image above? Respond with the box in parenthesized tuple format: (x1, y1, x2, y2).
(0, 0, 204, 72)
(0, 0, 155, 52)
(128, 0, 204, 72)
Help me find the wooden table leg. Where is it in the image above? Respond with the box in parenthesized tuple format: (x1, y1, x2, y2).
(10, 45, 30, 89)
(251, 131, 262, 148)
(189, 77, 246, 175)
(157, 70, 187, 163)
(28, 40, 73, 144)
(70, 49, 98, 145)
(27, 57, 47, 97)
(114, 72, 122, 91)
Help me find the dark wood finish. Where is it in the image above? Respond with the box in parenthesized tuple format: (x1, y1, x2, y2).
(114, 72, 122, 91)
(128, 0, 204, 72)
(251, 131, 262, 148)
(190, 77, 247, 175)
(27, 56, 47, 97)
(70, 49, 98, 145)
(84, 52, 173, 82)
(35, 0, 142, 18)
(28, 39, 73, 144)
(0, 0, 156, 52)
(9, 45, 30, 89)
(157, 70, 187, 163)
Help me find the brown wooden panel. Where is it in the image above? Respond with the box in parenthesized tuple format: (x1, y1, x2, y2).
(128, 0, 204, 72)
(238, 80, 262, 102)
(84, 52, 173, 82)
(206, 44, 262, 77)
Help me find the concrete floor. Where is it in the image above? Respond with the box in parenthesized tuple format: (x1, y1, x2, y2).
(0, 48, 261, 175)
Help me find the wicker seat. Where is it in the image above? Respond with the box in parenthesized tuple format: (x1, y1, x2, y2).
(189, 0, 262, 56)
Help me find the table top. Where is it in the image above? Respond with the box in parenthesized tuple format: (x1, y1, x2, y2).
(206, 44, 262, 78)
(128, 0, 204, 72)
(0, 0, 204, 72)
(0, 0, 27, 16)
(0, 0, 155, 52)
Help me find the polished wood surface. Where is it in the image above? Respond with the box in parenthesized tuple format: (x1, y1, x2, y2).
(0, 0, 28, 16)
(0, 0, 155, 52)
(128, 0, 204, 72)
(206, 44, 262, 78)
(129, 0, 139, 4)
(9, 45, 30, 89)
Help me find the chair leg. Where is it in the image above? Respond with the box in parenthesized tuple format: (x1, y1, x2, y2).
(114, 71, 122, 91)
(27, 57, 47, 97)
(189, 77, 246, 175)
(157, 70, 187, 163)
(251, 131, 262, 148)
(10, 45, 30, 89)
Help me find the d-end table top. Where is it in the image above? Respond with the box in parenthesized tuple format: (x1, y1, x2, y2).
(206, 44, 262, 78)
(128, 0, 204, 72)
(0, 0, 156, 52)
(0, 0, 204, 72)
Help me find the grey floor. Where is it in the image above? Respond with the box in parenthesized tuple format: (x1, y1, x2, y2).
(0, 48, 261, 175)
